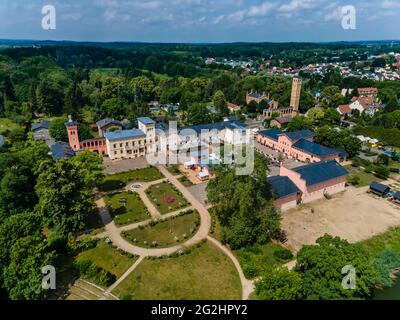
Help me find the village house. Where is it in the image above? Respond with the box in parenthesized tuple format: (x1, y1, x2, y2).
(337, 104, 352, 117)
(358, 87, 378, 98)
(269, 160, 349, 210)
(96, 118, 123, 137)
(257, 129, 345, 163)
(349, 96, 381, 116)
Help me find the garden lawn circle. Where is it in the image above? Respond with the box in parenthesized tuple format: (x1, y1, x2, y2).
(122, 210, 201, 249)
(106, 191, 150, 227)
(145, 181, 190, 215)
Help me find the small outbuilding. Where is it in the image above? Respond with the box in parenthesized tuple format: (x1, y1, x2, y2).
(369, 181, 390, 197)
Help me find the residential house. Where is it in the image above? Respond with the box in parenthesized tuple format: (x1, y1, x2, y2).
(270, 116, 293, 129)
(96, 118, 123, 137)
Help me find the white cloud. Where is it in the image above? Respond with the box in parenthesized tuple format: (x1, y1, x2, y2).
(278, 0, 315, 12)
(61, 12, 82, 21)
(324, 6, 343, 22)
(103, 9, 130, 22)
(382, 0, 400, 9)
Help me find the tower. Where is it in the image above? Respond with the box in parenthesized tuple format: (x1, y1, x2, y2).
(290, 77, 302, 112)
(65, 115, 80, 152)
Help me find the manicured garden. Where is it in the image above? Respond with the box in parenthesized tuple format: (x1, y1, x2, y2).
(145, 181, 190, 214)
(234, 242, 294, 279)
(99, 166, 164, 191)
(178, 175, 194, 187)
(106, 191, 149, 226)
(76, 240, 137, 279)
(112, 241, 242, 300)
(122, 210, 200, 248)
(166, 164, 181, 176)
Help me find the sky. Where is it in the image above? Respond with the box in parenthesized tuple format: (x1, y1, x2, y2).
(0, 0, 399, 43)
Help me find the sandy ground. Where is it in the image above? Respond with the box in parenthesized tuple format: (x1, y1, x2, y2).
(282, 186, 400, 252)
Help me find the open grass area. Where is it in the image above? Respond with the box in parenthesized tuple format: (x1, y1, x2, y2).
(99, 166, 164, 191)
(360, 227, 400, 256)
(166, 164, 181, 176)
(0, 118, 22, 134)
(234, 242, 294, 279)
(122, 210, 200, 248)
(76, 241, 137, 278)
(146, 181, 190, 214)
(112, 241, 242, 300)
(178, 175, 194, 187)
(345, 165, 383, 187)
(107, 191, 150, 226)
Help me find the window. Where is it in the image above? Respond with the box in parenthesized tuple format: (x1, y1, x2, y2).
(114, 144, 116, 148)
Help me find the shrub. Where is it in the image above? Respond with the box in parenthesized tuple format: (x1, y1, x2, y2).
(273, 249, 294, 261)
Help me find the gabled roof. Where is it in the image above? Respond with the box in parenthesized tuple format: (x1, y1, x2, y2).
(96, 118, 122, 129)
(51, 142, 75, 160)
(273, 116, 293, 124)
(293, 139, 339, 158)
(259, 129, 283, 141)
(247, 92, 264, 99)
(32, 120, 50, 131)
(138, 117, 155, 125)
(268, 176, 301, 199)
(292, 160, 349, 186)
(283, 130, 314, 142)
(105, 129, 146, 142)
(337, 104, 352, 115)
(358, 87, 378, 95)
(370, 181, 390, 194)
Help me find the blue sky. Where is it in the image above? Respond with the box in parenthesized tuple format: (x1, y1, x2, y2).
(0, 0, 399, 42)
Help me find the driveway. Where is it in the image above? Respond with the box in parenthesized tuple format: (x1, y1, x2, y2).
(282, 186, 400, 252)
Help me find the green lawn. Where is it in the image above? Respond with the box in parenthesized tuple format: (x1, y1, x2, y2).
(122, 210, 200, 248)
(166, 164, 181, 176)
(0, 118, 22, 135)
(112, 241, 242, 300)
(234, 242, 294, 279)
(107, 191, 150, 226)
(99, 167, 164, 192)
(76, 241, 137, 278)
(345, 165, 383, 187)
(360, 227, 400, 256)
(178, 175, 194, 187)
(145, 181, 190, 214)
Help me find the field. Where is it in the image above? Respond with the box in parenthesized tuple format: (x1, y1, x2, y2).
(106, 191, 149, 226)
(76, 241, 137, 278)
(99, 167, 164, 191)
(146, 181, 190, 214)
(112, 241, 242, 300)
(122, 211, 200, 248)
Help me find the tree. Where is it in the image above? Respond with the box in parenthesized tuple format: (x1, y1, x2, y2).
(256, 268, 303, 300)
(0, 166, 37, 218)
(286, 116, 312, 132)
(374, 165, 390, 180)
(376, 154, 390, 166)
(206, 154, 280, 249)
(212, 90, 229, 117)
(187, 104, 211, 125)
(315, 126, 361, 158)
(323, 108, 341, 125)
(35, 160, 95, 236)
(295, 235, 377, 300)
(71, 151, 104, 186)
(2, 235, 56, 300)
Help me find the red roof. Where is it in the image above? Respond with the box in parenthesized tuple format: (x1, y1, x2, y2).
(337, 104, 352, 115)
(358, 87, 378, 95)
(351, 96, 374, 109)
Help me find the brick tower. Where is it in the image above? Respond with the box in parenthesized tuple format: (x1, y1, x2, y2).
(290, 76, 302, 112)
(65, 115, 80, 151)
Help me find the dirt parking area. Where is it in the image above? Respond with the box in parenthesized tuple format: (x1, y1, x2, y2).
(282, 186, 400, 252)
(103, 157, 149, 174)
